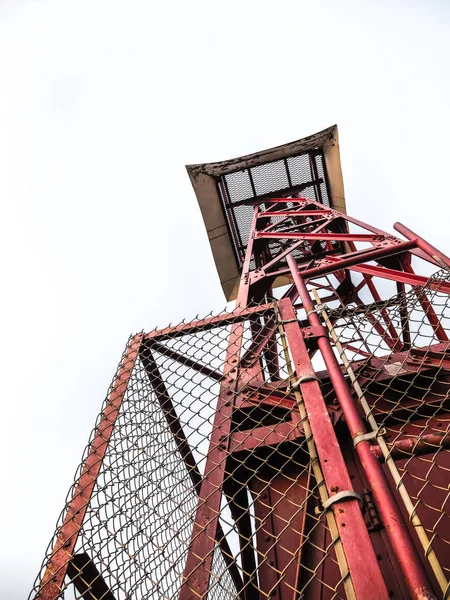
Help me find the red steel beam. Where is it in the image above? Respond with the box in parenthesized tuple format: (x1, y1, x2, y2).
(258, 209, 332, 218)
(179, 325, 243, 599)
(347, 262, 450, 294)
(343, 239, 403, 351)
(267, 196, 441, 268)
(278, 298, 390, 600)
(144, 302, 273, 341)
(239, 316, 277, 368)
(287, 260, 437, 600)
(267, 239, 417, 283)
(394, 222, 450, 269)
(257, 231, 385, 242)
(229, 420, 303, 454)
(37, 334, 143, 600)
(179, 208, 260, 599)
(401, 261, 449, 341)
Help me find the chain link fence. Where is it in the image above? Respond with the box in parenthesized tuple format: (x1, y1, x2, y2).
(322, 268, 450, 596)
(30, 270, 450, 599)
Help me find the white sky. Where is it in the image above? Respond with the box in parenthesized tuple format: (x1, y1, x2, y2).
(1, 1, 450, 597)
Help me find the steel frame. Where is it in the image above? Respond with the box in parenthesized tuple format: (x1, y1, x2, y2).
(178, 196, 450, 600)
(36, 195, 450, 600)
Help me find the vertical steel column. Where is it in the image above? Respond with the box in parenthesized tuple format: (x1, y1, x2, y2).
(179, 209, 259, 599)
(278, 298, 389, 600)
(178, 321, 244, 600)
(287, 254, 437, 600)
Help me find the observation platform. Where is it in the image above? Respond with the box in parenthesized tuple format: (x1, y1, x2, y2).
(186, 125, 346, 300)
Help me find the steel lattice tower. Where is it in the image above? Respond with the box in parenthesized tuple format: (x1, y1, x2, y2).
(31, 126, 450, 600)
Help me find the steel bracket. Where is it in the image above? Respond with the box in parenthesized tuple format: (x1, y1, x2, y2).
(302, 324, 329, 340)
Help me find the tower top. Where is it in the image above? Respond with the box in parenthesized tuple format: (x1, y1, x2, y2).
(186, 124, 346, 300)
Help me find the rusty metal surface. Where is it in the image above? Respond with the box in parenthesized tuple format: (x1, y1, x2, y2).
(29, 188, 450, 600)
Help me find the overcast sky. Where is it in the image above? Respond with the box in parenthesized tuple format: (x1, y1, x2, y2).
(1, 1, 450, 598)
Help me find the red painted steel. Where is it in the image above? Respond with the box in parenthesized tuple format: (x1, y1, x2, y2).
(250, 469, 311, 599)
(371, 431, 450, 461)
(32, 180, 450, 600)
(278, 298, 390, 600)
(257, 231, 389, 241)
(211, 196, 449, 598)
(144, 302, 273, 341)
(394, 222, 450, 269)
(347, 262, 450, 295)
(287, 259, 437, 600)
(259, 239, 418, 281)
(179, 322, 244, 600)
(179, 208, 258, 599)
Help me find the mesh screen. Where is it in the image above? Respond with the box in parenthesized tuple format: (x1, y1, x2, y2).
(30, 271, 450, 600)
(30, 305, 348, 600)
(218, 151, 330, 268)
(322, 269, 450, 595)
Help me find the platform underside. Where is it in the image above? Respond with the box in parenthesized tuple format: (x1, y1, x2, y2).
(187, 125, 346, 299)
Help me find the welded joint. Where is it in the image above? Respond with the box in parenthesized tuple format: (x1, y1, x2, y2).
(316, 490, 364, 515)
(353, 428, 386, 448)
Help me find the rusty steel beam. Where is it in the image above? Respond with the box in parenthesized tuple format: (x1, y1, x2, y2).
(179, 208, 259, 600)
(288, 266, 437, 600)
(144, 302, 274, 341)
(279, 298, 390, 600)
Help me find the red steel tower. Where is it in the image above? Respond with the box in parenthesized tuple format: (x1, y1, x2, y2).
(31, 126, 450, 600)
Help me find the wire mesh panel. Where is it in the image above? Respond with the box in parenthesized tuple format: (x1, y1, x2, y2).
(322, 269, 450, 596)
(30, 271, 450, 600)
(30, 304, 349, 600)
(217, 151, 331, 268)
